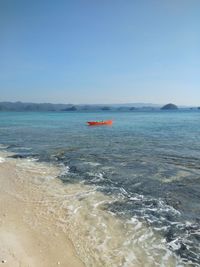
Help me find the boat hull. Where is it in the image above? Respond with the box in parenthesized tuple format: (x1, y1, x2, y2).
(87, 120, 113, 126)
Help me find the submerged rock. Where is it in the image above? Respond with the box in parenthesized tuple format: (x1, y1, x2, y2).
(8, 153, 38, 159)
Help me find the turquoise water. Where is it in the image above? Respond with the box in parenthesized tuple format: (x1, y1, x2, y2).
(0, 110, 200, 266)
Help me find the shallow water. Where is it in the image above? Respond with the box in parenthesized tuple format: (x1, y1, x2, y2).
(0, 111, 200, 266)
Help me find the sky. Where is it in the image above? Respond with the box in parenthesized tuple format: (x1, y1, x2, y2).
(0, 0, 200, 105)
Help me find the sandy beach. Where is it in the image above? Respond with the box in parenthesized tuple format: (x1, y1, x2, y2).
(0, 151, 84, 267)
(0, 149, 186, 267)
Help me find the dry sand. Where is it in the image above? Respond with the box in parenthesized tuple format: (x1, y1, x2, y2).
(0, 152, 85, 267)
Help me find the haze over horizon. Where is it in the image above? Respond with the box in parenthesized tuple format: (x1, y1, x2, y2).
(0, 100, 197, 108)
(1, 0, 200, 105)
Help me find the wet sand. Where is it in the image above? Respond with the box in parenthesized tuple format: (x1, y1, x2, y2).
(0, 152, 84, 267)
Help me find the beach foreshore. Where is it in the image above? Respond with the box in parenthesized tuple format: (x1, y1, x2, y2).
(0, 151, 84, 267)
(0, 150, 189, 267)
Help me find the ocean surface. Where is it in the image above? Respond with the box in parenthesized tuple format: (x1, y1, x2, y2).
(0, 111, 200, 267)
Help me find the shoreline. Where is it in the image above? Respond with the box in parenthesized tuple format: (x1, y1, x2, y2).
(0, 150, 190, 267)
(0, 151, 85, 267)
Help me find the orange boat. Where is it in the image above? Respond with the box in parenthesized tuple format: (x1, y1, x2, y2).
(87, 120, 113, 126)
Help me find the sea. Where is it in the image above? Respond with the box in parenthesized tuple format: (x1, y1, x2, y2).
(0, 110, 200, 267)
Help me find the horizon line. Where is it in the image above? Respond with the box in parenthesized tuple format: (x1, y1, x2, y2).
(0, 100, 199, 108)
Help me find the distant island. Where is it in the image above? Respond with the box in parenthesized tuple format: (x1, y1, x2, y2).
(0, 101, 198, 112)
(61, 106, 77, 111)
(161, 103, 178, 110)
(0, 102, 158, 112)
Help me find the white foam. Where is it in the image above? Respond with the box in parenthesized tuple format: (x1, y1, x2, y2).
(0, 157, 5, 163)
(83, 161, 101, 167)
(168, 239, 181, 251)
(59, 165, 70, 176)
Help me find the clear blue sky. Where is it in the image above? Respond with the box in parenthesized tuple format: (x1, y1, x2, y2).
(0, 0, 200, 105)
